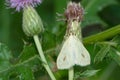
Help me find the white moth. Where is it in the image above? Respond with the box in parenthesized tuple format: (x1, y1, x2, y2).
(57, 35, 90, 69)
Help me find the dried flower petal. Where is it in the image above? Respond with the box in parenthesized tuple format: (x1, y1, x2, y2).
(65, 2, 84, 22)
(6, 0, 42, 11)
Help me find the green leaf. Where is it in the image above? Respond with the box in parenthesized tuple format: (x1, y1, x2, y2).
(94, 35, 120, 63)
(94, 45, 110, 63)
(15, 66, 35, 80)
(18, 44, 37, 62)
(0, 43, 13, 71)
(0, 55, 42, 79)
(75, 70, 100, 79)
(42, 30, 57, 51)
(0, 43, 43, 79)
(109, 48, 120, 66)
(111, 35, 120, 45)
(81, 0, 117, 26)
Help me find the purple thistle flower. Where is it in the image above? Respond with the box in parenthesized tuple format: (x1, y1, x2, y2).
(6, 0, 42, 11)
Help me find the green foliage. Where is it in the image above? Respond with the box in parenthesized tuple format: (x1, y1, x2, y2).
(0, 0, 120, 80)
(109, 48, 120, 66)
(74, 69, 100, 79)
(18, 44, 37, 62)
(0, 43, 12, 71)
(94, 45, 110, 63)
(93, 35, 120, 65)
(81, 0, 117, 27)
(0, 44, 42, 79)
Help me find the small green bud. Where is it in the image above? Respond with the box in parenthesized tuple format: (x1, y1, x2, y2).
(23, 6, 44, 36)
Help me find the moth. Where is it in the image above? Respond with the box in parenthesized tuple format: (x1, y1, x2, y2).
(57, 35, 90, 69)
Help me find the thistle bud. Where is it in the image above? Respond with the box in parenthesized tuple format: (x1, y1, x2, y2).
(22, 6, 44, 36)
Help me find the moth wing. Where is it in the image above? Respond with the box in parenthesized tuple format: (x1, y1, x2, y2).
(73, 36, 90, 66)
(57, 36, 75, 69)
(57, 35, 90, 69)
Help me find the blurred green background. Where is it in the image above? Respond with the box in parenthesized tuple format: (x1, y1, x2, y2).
(0, 0, 120, 80)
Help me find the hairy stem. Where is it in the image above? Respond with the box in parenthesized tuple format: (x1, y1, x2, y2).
(83, 25, 120, 44)
(33, 35, 56, 80)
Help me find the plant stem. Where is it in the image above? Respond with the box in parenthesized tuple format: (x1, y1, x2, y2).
(69, 67, 74, 80)
(83, 25, 120, 44)
(33, 35, 56, 80)
(99, 61, 117, 80)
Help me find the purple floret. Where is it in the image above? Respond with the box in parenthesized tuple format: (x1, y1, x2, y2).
(6, 0, 42, 11)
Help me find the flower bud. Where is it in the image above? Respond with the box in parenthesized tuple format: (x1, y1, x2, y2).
(22, 6, 44, 36)
(64, 2, 84, 22)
